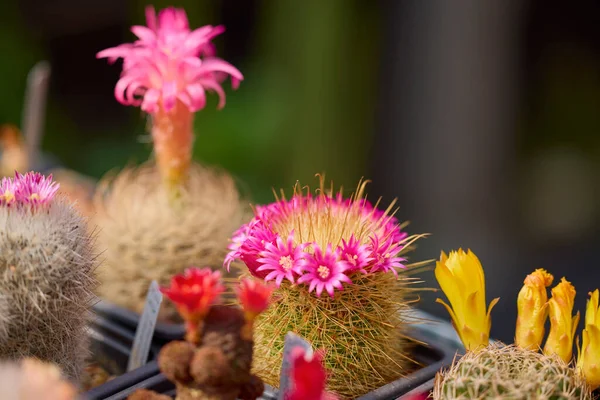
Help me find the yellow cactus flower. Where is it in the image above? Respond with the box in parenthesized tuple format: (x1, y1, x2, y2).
(434, 249, 499, 352)
(515, 269, 554, 350)
(577, 290, 600, 389)
(543, 278, 580, 363)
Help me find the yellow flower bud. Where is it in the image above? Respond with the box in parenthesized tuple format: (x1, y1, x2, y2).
(577, 290, 600, 389)
(543, 278, 580, 363)
(434, 249, 499, 352)
(515, 269, 553, 350)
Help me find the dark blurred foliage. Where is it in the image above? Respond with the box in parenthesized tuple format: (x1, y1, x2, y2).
(1, 0, 600, 343)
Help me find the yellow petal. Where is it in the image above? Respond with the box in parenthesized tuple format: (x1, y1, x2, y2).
(586, 290, 600, 326)
(544, 278, 577, 363)
(435, 260, 467, 325)
(434, 248, 494, 353)
(487, 297, 500, 331)
(516, 270, 552, 350)
(436, 298, 466, 347)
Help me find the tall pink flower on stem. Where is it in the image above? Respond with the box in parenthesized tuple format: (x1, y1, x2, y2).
(97, 6, 243, 191)
(224, 177, 411, 297)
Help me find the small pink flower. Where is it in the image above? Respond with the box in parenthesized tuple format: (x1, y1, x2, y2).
(13, 172, 59, 206)
(224, 220, 276, 279)
(0, 177, 16, 206)
(297, 245, 352, 298)
(288, 347, 338, 400)
(340, 235, 372, 273)
(236, 278, 274, 320)
(257, 232, 308, 285)
(97, 6, 243, 114)
(369, 236, 406, 277)
(224, 223, 251, 269)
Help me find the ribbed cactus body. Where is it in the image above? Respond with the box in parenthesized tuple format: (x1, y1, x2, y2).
(0, 198, 96, 380)
(94, 163, 249, 321)
(434, 344, 591, 400)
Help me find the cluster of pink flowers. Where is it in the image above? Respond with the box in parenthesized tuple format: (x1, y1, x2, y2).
(224, 190, 408, 298)
(0, 172, 59, 207)
(97, 6, 243, 114)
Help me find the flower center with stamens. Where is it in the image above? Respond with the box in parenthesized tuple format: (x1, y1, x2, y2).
(317, 265, 330, 279)
(347, 254, 358, 266)
(2, 191, 14, 204)
(279, 255, 293, 271)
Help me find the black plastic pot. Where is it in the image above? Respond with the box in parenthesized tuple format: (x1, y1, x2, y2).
(397, 378, 435, 399)
(84, 314, 159, 400)
(85, 321, 458, 400)
(86, 362, 276, 400)
(93, 300, 186, 345)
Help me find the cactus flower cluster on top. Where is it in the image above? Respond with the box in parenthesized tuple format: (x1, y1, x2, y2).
(225, 178, 414, 298)
(0, 171, 59, 207)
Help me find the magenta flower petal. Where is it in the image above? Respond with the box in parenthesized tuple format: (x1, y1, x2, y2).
(131, 25, 156, 42)
(340, 234, 373, 273)
(162, 81, 178, 111)
(186, 83, 207, 110)
(145, 6, 157, 31)
(256, 231, 307, 286)
(141, 88, 160, 113)
(297, 244, 352, 298)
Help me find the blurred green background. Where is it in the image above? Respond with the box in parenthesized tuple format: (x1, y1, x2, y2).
(0, 0, 380, 203)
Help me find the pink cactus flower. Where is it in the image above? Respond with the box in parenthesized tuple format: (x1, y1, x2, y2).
(13, 172, 60, 206)
(0, 177, 17, 206)
(97, 6, 243, 188)
(256, 232, 308, 285)
(225, 220, 277, 279)
(224, 179, 409, 296)
(339, 234, 372, 273)
(288, 347, 338, 400)
(297, 244, 352, 298)
(236, 278, 274, 321)
(0, 172, 59, 207)
(97, 6, 243, 114)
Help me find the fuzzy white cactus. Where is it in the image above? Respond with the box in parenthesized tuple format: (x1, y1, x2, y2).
(0, 172, 97, 380)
